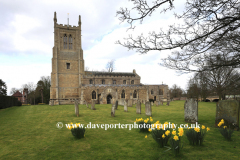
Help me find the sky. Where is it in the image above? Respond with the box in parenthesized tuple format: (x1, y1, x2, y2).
(0, 0, 194, 95)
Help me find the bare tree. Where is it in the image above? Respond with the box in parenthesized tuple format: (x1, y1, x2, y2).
(116, 0, 240, 73)
(169, 84, 183, 99)
(10, 88, 20, 95)
(105, 59, 116, 72)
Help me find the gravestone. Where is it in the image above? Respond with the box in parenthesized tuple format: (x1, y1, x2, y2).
(160, 101, 163, 105)
(184, 98, 198, 123)
(151, 102, 153, 106)
(115, 100, 118, 110)
(124, 100, 128, 112)
(128, 99, 133, 107)
(74, 99, 79, 117)
(85, 101, 89, 108)
(111, 105, 115, 117)
(136, 100, 141, 114)
(215, 100, 239, 130)
(91, 100, 96, 110)
(145, 101, 152, 116)
(166, 101, 170, 106)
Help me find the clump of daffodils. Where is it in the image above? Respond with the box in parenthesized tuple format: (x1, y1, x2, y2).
(135, 117, 153, 132)
(217, 119, 234, 141)
(185, 125, 209, 145)
(67, 122, 85, 139)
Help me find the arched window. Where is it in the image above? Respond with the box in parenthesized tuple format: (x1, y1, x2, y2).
(89, 79, 93, 84)
(92, 91, 96, 99)
(159, 89, 163, 95)
(131, 80, 134, 84)
(121, 90, 125, 98)
(151, 90, 154, 95)
(123, 80, 126, 84)
(113, 80, 116, 84)
(69, 34, 73, 49)
(102, 79, 105, 84)
(133, 90, 137, 98)
(63, 34, 67, 49)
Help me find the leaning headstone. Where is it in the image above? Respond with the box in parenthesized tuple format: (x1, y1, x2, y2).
(115, 100, 118, 110)
(145, 101, 152, 116)
(91, 100, 96, 110)
(128, 99, 133, 107)
(74, 100, 79, 117)
(111, 105, 115, 117)
(136, 100, 141, 114)
(166, 101, 170, 106)
(215, 100, 239, 130)
(151, 102, 153, 106)
(184, 98, 198, 123)
(124, 100, 128, 112)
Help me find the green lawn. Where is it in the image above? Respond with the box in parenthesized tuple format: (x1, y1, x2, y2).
(0, 101, 239, 160)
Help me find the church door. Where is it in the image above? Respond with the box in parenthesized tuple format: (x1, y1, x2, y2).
(107, 95, 112, 104)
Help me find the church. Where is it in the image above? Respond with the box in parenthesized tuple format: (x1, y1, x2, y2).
(50, 12, 169, 105)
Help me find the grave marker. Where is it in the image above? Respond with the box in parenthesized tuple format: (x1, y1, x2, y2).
(145, 101, 152, 116)
(184, 98, 198, 123)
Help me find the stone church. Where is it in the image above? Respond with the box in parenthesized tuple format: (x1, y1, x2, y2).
(50, 12, 169, 105)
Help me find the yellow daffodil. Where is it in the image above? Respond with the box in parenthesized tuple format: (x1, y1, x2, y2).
(164, 122, 168, 125)
(223, 126, 227, 129)
(145, 135, 147, 138)
(221, 119, 224, 123)
(173, 135, 179, 141)
(178, 131, 184, 137)
(202, 125, 206, 129)
(150, 119, 153, 122)
(162, 134, 166, 139)
(157, 125, 161, 130)
(165, 130, 170, 136)
(70, 122, 73, 125)
(148, 128, 152, 132)
(194, 127, 200, 132)
(172, 130, 176, 135)
(207, 127, 210, 131)
(172, 123, 175, 129)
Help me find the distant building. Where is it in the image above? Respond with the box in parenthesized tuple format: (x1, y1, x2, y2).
(50, 12, 170, 105)
(12, 89, 28, 103)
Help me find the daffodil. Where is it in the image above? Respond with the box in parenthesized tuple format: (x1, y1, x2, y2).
(207, 127, 210, 131)
(178, 131, 184, 136)
(145, 135, 147, 138)
(223, 126, 227, 129)
(148, 128, 152, 132)
(194, 127, 200, 132)
(165, 130, 170, 136)
(173, 135, 179, 141)
(172, 123, 175, 129)
(162, 134, 166, 139)
(172, 130, 176, 135)
(201, 125, 205, 129)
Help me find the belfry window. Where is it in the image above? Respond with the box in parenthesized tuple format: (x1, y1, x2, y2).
(92, 91, 96, 99)
(63, 34, 67, 49)
(102, 79, 105, 84)
(123, 80, 126, 84)
(113, 80, 116, 84)
(69, 34, 73, 49)
(133, 90, 137, 98)
(66, 63, 70, 69)
(121, 90, 125, 98)
(131, 80, 134, 84)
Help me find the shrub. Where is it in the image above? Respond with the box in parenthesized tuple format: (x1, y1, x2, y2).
(17, 101, 22, 106)
(169, 129, 184, 156)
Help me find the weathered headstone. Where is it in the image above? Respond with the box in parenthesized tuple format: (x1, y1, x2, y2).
(184, 98, 198, 123)
(115, 100, 118, 110)
(136, 100, 141, 114)
(91, 100, 96, 110)
(85, 101, 89, 108)
(145, 101, 152, 116)
(111, 105, 115, 117)
(124, 100, 128, 112)
(128, 99, 133, 107)
(215, 100, 239, 130)
(166, 101, 170, 106)
(75, 99, 79, 117)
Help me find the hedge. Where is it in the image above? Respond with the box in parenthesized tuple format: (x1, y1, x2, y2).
(0, 95, 22, 109)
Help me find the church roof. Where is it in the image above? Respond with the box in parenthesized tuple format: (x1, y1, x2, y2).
(85, 71, 136, 77)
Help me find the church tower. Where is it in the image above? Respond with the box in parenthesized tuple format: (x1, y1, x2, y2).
(50, 12, 84, 105)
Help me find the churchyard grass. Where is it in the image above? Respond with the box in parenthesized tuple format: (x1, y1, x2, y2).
(0, 101, 239, 159)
